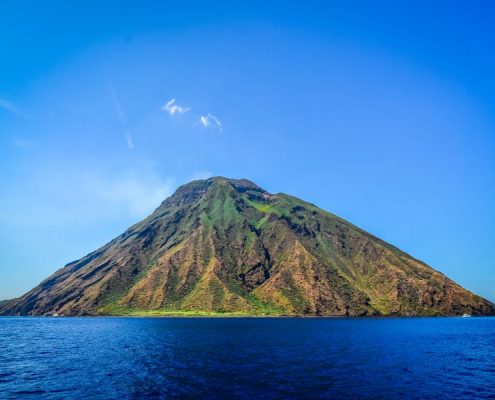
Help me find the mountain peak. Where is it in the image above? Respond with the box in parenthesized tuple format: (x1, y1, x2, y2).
(189, 176, 264, 192)
(160, 176, 266, 208)
(1, 177, 493, 317)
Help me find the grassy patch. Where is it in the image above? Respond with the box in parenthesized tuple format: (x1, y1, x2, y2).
(97, 303, 283, 317)
(246, 294, 288, 315)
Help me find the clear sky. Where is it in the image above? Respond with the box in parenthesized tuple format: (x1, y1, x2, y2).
(1, 1, 494, 301)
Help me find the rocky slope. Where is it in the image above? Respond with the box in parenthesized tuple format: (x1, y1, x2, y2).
(1, 177, 493, 316)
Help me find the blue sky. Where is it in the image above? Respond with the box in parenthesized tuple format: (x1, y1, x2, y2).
(1, 1, 495, 301)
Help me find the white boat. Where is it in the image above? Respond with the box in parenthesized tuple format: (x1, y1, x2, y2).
(462, 313, 471, 318)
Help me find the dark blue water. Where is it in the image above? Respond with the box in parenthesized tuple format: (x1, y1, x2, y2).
(0, 317, 494, 399)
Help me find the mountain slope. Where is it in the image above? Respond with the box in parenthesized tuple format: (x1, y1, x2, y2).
(1, 177, 493, 316)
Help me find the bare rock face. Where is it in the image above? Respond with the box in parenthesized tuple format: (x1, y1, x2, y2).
(1, 177, 493, 316)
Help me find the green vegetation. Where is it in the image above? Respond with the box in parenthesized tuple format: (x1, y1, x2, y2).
(246, 198, 272, 213)
(246, 294, 288, 315)
(98, 303, 285, 317)
(2, 176, 493, 317)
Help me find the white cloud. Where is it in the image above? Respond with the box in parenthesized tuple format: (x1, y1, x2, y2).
(161, 99, 222, 133)
(199, 113, 223, 132)
(162, 98, 190, 116)
(0, 97, 27, 118)
(199, 115, 209, 127)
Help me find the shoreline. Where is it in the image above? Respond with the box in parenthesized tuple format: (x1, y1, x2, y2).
(0, 313, 490, 318)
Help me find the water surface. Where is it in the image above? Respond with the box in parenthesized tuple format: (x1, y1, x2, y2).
(0, 317, 494, 399)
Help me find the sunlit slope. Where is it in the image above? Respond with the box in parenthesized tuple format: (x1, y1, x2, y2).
(2, 177, 493, 316)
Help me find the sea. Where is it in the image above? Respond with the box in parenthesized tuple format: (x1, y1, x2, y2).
(0, 317, 494, 399)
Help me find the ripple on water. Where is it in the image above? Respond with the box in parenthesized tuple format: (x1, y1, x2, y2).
(0, 317, 494, 399)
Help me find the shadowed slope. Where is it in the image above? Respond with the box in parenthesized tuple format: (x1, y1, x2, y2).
(1, 177, 493, 316)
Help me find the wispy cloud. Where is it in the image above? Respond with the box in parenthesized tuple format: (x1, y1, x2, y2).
(12, 138, 32, 148)
(162, 98, 190, 116)
(199, 113, 223, 132)
(190, 170, 213, 181)
(124, 129, 134, 149)
(0, 168, 176, 225)
(161, 98, 222, 133)
(108, 83, 133, 149)
(87, 173, 174, 217)
(0, 97, 27, 118)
